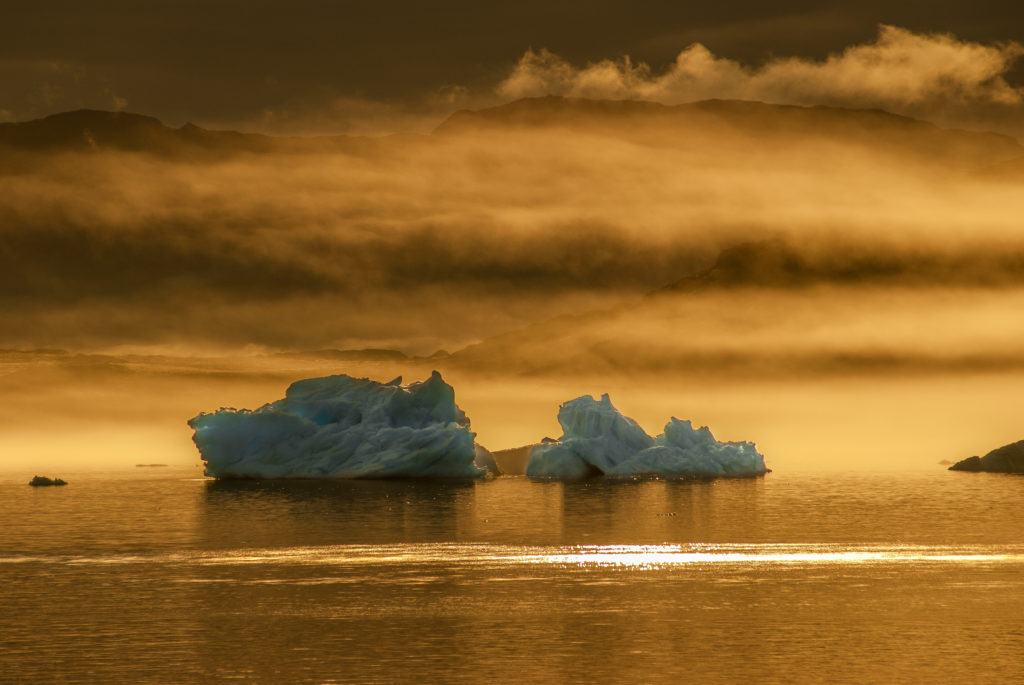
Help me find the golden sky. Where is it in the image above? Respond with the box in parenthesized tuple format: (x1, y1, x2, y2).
(3, 8, 1024, 470)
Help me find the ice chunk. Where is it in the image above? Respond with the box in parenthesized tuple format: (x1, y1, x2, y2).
(189, 371, 486, 479)
(525, 394, 654, 478)
(473, 444, 501, 476)
(527, 395, 768, 479)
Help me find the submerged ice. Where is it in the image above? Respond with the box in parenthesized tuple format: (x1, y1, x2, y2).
(526, 394, 768, 479)
(189, 371, 490, 479)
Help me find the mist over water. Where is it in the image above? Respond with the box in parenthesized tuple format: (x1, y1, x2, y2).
(4, 91, 1024, 477)
(3, 96, 1024, 354)
(2, 351, 1021, 473)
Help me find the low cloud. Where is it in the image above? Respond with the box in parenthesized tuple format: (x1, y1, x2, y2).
(499, 26, 1024, 119)
(4, 85, 1024, 354)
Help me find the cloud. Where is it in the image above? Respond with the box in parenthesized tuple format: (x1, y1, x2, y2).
(4, 86, 1024, 354)
(183, 26, 1024, 138)
(498, 26, 1024, 113)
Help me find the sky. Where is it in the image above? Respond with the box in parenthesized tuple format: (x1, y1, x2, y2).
(4, 3, 1024, 469)
(3, 1, 1024, 133)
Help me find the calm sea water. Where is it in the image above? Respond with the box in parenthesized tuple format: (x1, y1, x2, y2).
(2, 468, 1024, 683)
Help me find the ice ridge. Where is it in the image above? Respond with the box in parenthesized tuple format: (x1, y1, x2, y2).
(189, 371, 488, 479)
(525, 394, 768, 479)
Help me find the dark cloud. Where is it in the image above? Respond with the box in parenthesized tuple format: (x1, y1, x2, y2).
(3, 3, 1024, 131)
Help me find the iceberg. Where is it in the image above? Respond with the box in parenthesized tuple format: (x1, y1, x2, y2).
(526, 394, 768, 479)
(189, 373, 766, 481)
(189, 371, 491, 479)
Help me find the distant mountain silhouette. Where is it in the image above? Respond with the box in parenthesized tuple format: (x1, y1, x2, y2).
(2, 98, 1021, 168)
(0, 109, 273, 154)
(436, 96, 1022, 169)
(0, 109, 392, 156)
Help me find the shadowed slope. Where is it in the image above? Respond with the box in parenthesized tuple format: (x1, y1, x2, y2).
(436, 96, 1022, 168)
(0, 109, 410, 158)
(950, 441, 1024, 473)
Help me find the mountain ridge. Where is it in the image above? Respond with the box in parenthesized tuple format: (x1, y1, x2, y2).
(0, 108, 416, 156)
(2, 98, 1020, 167)
(435, 96, 1022, 167)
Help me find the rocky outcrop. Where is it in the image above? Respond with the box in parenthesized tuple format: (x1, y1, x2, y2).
(29, 475, 67, 486)
(949, 441, 1024, 473)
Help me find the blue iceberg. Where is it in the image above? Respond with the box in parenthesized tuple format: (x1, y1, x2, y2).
(189, 371, 490, 479)
(526, 394, 768, 479)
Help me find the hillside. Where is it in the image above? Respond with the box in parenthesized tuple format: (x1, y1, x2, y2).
(2, 97, 1021, 169)
(0, 109, 410, 158)
(436, 96, 1022, 169)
